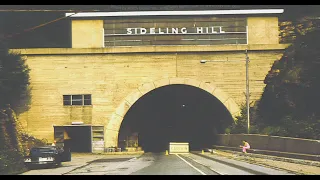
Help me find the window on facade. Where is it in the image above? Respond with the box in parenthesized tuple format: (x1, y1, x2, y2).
(84, 95, 92, 105)
(63, 94, 92, 106)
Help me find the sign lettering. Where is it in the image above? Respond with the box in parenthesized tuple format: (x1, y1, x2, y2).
(126, 26, 226, 35)
(104, 17, 247, 46)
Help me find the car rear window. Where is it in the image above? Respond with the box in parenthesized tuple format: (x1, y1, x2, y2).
(30, 147, 57, 155)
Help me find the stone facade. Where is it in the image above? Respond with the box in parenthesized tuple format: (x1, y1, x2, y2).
(10, 14, 289, 149)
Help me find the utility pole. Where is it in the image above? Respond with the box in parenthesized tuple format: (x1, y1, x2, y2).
(200, 49, 250, 134)
(245, 49, 250, 134)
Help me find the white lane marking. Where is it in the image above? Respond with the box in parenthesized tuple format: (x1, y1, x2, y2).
(176, 154, 206, 175)
(188, 156, 226, 175)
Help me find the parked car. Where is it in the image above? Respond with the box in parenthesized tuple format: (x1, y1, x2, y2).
(24, 146, 71, 169)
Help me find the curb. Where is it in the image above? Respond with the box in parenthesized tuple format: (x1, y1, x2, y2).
(192, 152, 269, 175)
(194, 151, 303, 175)
(216, 149, 320, 167)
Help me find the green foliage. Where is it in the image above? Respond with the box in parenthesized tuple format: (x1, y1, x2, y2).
(0, 44, 44, 174)
(258, 27, 320, 137)
(0, 43, 31, 114)
(0, 119, 47, 174)
(21, 133, 48, 151)
(279, 17, 320, 44)
(0, 149, 26, 175)
(0, 121, 26, 174)
(227, 19, 320, 140)
(227, 104, 259, 134)
(227, 22, 320, 139)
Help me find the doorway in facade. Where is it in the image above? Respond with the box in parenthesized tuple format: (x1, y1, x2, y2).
(63, 125, 92, 153)
(54, 125, 105, 153)
(54, 125, 92, 152)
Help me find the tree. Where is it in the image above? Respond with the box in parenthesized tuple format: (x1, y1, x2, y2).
(0, 42, 31, 114)
(226, 103, 259, 134)
(0, 42, 34, 174)
(227, 16, 320, 139)
(255, 23, 320, 139)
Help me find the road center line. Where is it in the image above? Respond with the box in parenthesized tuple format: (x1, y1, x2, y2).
(176, 154, 206, 175)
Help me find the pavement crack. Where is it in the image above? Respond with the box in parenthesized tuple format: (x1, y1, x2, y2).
(62, 163, 91, 175)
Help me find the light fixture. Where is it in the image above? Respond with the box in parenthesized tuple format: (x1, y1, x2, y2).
(200, 60, 207, 63)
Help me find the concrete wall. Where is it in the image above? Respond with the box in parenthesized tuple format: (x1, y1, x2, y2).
(214, 134, 320, 155)
(11, 45, 287, 147)
(71, 17, 280, 48)
(10, 15, 288, 148)
(71, 20, 104, 48)
(247, 17, 279, 45)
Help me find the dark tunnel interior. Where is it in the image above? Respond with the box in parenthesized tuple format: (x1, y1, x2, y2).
(118, 84, 234, 152)
(64, 126, 92, 153)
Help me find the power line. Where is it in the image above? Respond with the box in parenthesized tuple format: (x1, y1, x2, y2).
(0, 9, 100, 12)
(0, 11, 79, 41)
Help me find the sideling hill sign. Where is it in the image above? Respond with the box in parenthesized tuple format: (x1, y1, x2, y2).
(103, 17, 248, 46)
(126, 26, 227, 34)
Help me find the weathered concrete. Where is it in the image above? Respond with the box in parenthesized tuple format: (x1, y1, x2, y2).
(247, 17, 279, 44)
(189, 152, 292, 175)
(10, 15, 289, 150)
(71, 20, 104, 48)
(10, 44, 289, 55)
(212, 145, 320, 161)
(14, 49, 286, 148)
(214, 134, 320, 155)
(197, 150, 319, 175)
(105, 78, 242, 147)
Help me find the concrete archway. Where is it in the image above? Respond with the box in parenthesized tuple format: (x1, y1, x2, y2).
(104, 77, 240, 147)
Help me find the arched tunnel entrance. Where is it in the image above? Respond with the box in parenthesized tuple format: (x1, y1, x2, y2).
(118, 84, 234, 152)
